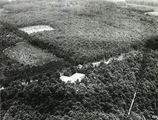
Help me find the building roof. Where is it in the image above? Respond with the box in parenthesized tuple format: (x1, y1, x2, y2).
(60, 73, 85, 83)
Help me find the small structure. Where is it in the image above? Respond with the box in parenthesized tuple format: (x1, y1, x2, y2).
(60, 73, 85, 83)
(60, 76, 71, 83)
(70, 73, 85, 82)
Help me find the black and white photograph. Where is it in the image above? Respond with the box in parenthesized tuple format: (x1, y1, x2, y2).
(0, 0, 158, 119)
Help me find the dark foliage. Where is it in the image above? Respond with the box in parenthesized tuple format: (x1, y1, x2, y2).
(0, 1, 157, 119)
(1, 49, 158, 119)
(0, 24, 70, 87)
(145, 36, 158, 50)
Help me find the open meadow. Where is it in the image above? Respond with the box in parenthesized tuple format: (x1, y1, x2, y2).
(3, 42, 60, 66)
(126, 0, 158, 6)
(0, 0, 158, 120)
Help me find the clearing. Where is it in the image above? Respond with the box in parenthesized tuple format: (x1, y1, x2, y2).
(144, 12, 158, 16)
(19, 25, 55, 34)
(121, 4, 156, 12)
(3, 42, 60, 66)
(126, 0, 158, 6)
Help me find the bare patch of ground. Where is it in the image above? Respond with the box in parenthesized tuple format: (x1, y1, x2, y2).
(3, 42, 60, 66)
(145, 12, 158, 16)
(91, 51, 139, 67)
(19, 25, 54, 34)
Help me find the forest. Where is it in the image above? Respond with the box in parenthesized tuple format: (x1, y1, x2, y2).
(1, 0, 157, 65)
(0, 0, 158, 120)
(1, 37, 158, 119)
(1, 22, 158, 119)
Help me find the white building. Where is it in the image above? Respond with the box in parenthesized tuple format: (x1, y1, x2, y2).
(60, 73, 85, 83)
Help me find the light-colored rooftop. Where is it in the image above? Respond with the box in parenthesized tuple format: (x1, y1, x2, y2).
(60, 73, 85, 83)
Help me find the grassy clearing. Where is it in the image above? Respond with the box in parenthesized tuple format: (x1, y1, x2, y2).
(3, 42, 61, 66)
(126, 0, 158, 6)
(19, 25, 54, 34)
(145, 12, 158, 16)
(2, 2, 41, 13)
(1, 22, 70, 85)
(121, 4, 155, 12)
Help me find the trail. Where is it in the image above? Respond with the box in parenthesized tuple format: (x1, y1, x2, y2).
(77, 50, 139, 69)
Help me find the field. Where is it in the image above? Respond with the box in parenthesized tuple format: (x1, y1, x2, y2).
(3, 42, 60, 66)
(19, 25, 55, 34)
(0, 24, 69, 82)
(0, 0, 158, 120)
(126, 0, 158, 6)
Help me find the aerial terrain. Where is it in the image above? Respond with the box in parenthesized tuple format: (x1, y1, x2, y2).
(0, 0, 158, 119)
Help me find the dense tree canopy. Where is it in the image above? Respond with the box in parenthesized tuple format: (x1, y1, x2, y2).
(0, 1, 157, 119)
(1, 48, 157, 119)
